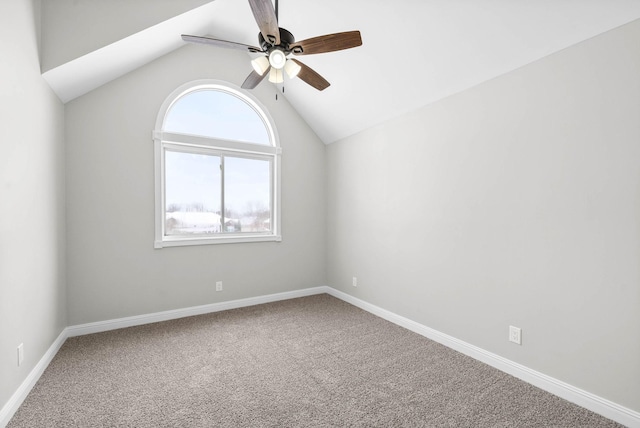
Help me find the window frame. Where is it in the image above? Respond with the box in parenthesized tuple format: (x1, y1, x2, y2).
(153, 80, 281, 248)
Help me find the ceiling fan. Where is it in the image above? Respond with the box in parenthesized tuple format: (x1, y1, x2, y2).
(181, 0, 362, 91)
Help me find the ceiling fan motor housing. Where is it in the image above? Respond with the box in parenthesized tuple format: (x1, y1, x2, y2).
(259, 27, 295, 53)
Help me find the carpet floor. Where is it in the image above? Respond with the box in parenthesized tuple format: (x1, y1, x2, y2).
(8, 294, 621, 427)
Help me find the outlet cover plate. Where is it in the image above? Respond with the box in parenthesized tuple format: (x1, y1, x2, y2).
(509, 326, 522, 345)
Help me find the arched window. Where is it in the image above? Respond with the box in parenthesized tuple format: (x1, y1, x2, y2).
(153, 80, 281, 247)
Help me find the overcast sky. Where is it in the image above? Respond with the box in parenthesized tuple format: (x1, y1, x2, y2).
(163, 89, 271, 215)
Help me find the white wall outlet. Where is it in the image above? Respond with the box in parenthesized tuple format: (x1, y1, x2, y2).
(509, 326, 522, 345)
(352, 277, 357, 287)
(17, 343, 24, 366)
(215, 281, 223, 292)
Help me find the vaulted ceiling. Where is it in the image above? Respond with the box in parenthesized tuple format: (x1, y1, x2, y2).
(41, 0, 640, 144)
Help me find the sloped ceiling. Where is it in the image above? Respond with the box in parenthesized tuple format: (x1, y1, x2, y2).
(41, 0, 640, 144)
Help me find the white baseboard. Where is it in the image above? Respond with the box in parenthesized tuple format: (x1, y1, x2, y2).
(0, 330, 68, 428)
(3, 286, 638, 428)
(66, 286, 329, 337)
(325, 287, 640, 428)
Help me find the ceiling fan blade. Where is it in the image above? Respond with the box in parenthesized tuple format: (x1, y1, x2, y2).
(290, 31, 362, 55)
(291, 59, 330, 91)
(181, 35, 263, 53)
(241, 70, 268, 89)
(248, 0, 280, 45)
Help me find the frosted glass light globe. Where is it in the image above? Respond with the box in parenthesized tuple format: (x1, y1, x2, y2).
(268, 67, 284, 83)
(268, 49, 286, 70)
(284, 59, 301, 78)
(251, 56, 270, 75)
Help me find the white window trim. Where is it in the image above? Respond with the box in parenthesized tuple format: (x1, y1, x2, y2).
(153, 80, 281, 248)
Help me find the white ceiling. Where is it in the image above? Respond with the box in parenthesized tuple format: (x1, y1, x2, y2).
(42, 0, 640, 144)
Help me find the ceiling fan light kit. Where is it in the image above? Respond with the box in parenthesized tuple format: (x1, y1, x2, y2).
(181, 0, 362, 91)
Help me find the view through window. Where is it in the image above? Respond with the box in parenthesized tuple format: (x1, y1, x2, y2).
(154, 82, 280, 247)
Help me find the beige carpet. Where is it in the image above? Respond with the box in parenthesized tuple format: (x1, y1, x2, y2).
(8, 294, 621, 427)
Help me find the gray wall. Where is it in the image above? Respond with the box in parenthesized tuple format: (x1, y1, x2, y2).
(65, 44, 326, 325)
(326, 20, 640, 412)
(0, 0, 67, 411)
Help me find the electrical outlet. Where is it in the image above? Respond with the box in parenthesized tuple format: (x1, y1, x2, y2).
(509, 326, 522, 345)
(215, 281, 223, 292)
(17, 343, 24, 366)
(352, 277, 357, 287)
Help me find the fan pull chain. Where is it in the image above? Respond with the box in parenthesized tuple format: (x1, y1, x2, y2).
(282, 68, 286, 95)
(275, 0, 280, 101)
(275, 69, 284, 101)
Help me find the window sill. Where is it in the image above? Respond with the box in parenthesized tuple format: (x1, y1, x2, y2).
(154, 234, 282, 248)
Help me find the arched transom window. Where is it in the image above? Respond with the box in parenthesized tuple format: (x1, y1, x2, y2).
(154, 80, 281, 247)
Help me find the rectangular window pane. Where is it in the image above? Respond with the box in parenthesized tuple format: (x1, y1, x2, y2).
(165, 150, 221, 236)
(224, 156, 271, 233)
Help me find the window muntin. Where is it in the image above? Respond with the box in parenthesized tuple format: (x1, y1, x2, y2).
(154, 81, 281, 248)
